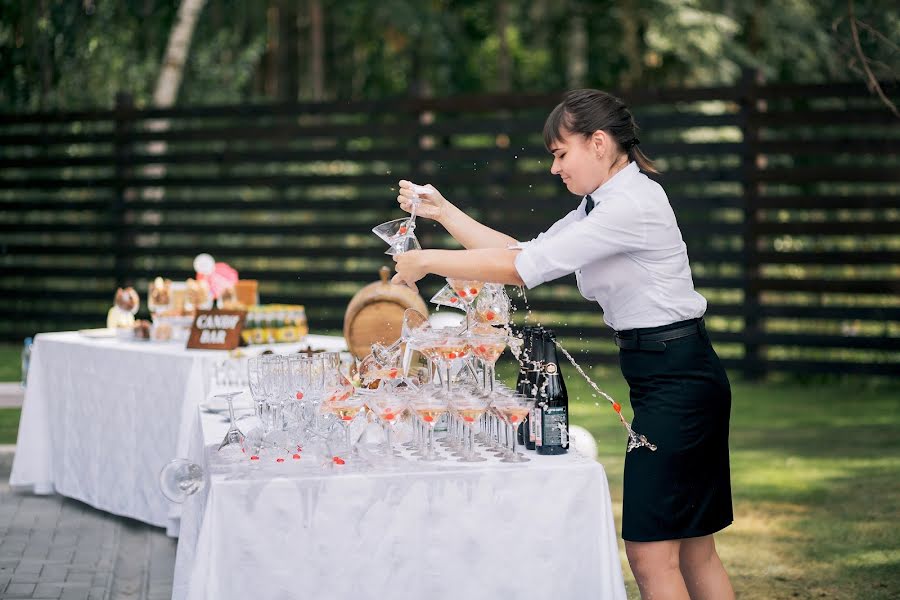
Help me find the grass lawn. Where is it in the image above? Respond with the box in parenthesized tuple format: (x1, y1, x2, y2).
(0, 343, 896, 598)
(0, 408, 19, 445)
(0, 343, 21, 383)
(497, 362, 900, 600)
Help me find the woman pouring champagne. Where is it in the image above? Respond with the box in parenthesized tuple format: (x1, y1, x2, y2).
(392, 89, 735, 600)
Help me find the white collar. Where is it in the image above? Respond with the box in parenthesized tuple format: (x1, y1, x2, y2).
(588, 161, 638, 201)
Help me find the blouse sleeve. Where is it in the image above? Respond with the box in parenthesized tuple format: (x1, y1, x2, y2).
(510, 208, 582, 250)
(513, 194, 646, 289)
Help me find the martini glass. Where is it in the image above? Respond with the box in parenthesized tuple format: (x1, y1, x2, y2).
(474, 283, 511, 326)
(409, 393, 449, 462)
(214, 391, 246, 460)
(159, 459, 204, 503)
(430, 283, 464, 311)
(321, 392, 366, 462)
(451, 390, 491, 462)
(372, 187, 424, 256)
(446, 278, 484, 331)
(496, 394, 534, 463)
(368, 386, 410, 460)
(469, 334, 508, 396)
(433, 335, 470, 398)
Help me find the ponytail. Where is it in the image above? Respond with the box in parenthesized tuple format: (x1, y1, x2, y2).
(544, 89, 660, 175)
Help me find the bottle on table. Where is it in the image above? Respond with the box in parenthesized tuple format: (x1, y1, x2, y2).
(21, 336, 33, 388)
(535, 329, 569, 455)
(514, 326, 534, 446)
(524, 326, 545, 451)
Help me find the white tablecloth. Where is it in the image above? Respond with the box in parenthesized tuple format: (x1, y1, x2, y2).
(173, 398, 627, 600)
(10, 331, 346, 533)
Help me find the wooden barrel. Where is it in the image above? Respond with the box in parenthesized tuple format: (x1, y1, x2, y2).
(343, 266, 429, 359)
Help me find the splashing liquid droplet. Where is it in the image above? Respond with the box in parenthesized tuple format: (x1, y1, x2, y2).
(553, 340, 657, 452)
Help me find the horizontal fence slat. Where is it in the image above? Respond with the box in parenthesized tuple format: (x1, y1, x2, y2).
(1, 79, 898, 377)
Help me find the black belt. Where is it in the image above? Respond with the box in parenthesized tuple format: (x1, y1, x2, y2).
(614, 318, 705, 352)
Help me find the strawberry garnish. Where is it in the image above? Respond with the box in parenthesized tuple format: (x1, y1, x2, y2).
(293, 453, 301, 460)
(450, 297, 459, 303)
(613, 402, 622, 414)
(485, 311, 496, 321)
(296, 391, 304, 400)
(333, 456, 345, 465)
(276, 458, 285, 463)
(423, 415, 434, 423)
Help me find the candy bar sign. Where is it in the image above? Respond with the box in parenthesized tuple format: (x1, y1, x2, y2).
(187, 309, 247, 350)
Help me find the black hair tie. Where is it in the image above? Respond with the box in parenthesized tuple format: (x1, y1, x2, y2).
(628, 138, 641, 149)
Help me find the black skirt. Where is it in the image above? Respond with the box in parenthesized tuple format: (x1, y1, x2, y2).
(618, 319, 733, 542)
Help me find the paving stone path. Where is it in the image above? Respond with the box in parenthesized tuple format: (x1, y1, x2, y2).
(0, 460, 176, 600)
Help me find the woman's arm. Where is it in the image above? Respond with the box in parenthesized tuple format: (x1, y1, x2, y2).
(392, 248, 525, 291)
(397, 180, 517, 249)
(438, 203, 519, 250)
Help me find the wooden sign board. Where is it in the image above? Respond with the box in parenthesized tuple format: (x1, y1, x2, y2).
(187, 309, 247, 350)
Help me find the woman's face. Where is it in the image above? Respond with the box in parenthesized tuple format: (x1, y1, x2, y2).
(548, 129, 606, 196)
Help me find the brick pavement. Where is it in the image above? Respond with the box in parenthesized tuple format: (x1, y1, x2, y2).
(0, 459, 176, 600)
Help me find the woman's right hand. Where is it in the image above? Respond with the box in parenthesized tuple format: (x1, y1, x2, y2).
(397, 180, 447, 222)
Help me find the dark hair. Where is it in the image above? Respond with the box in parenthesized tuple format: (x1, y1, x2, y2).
(543, 89, 658, 174)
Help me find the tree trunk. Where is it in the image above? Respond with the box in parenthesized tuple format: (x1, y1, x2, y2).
(309, 0, 325, 100)
(619, 0, 643, 88)
(276, 0, 300, 101)
(152, 0, 206, 107)
(567, 13, 588, 89)
(143, 0, 206, 207)
(38, 0, 52, 110)
(496, 0, 512, 93)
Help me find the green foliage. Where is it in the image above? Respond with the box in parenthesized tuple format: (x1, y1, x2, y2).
(1, 0, 896, 111)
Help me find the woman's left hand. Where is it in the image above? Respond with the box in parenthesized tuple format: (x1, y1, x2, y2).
(391, 250, 429, 292)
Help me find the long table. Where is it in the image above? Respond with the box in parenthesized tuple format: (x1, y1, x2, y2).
(172, 386, 628, 600)
(9, 331, 347, 533)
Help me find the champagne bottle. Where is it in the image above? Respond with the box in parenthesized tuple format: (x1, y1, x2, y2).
(514, 326, 533, 397)
(535, 329, 569, 455)
(525, 326, 545, 451)
(515, 326, 535, 445)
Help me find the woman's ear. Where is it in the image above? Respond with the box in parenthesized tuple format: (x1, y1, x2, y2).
(591, 130, 607, 158)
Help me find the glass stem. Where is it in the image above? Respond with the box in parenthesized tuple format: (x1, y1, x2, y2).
(510, 423, 518, 456)
(344, 424, 351, 457)
(226, 396, 236, 426)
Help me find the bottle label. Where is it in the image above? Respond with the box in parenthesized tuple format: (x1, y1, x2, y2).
(541, 406, 567, 447)
(533, 406, 542, 446)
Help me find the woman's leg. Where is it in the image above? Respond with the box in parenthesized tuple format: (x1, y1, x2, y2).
(678, 535, 734, 600)
(625, 540, 690, 600)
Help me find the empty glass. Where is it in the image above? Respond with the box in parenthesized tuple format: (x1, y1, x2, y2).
(159, 459, 204, 503)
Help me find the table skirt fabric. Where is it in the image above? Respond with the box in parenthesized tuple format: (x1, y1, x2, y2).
(10, 332, 207, 530)
(10, 332, 346, 534)
(172, 408, 628, 600)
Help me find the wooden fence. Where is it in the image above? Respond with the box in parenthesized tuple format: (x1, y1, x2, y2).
(1, 76, 898, 377)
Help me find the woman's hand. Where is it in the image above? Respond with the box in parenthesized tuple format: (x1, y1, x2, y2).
(391, 250, 430, 292)
(397, 180, 447, 222)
